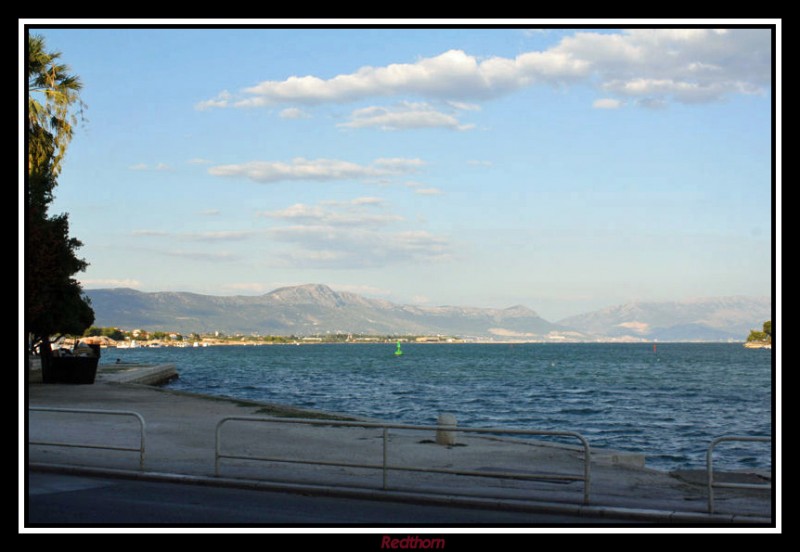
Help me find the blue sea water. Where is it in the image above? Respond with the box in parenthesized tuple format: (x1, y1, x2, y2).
(108, 342, 773, 472)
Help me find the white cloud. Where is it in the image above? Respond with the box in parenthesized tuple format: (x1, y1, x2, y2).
(199, 29, 770, 109)
(350, 196, 384, 206)
(567, 28, 770, 103)
(403, 181, 442, 195)
(132, 229, 170, 237)
(593, 98, 622, 109)
(373, 157, 427, 171)
(129, 162, 173, 171)
(81, 278, 141, 289)
(338, 102, 474, 131)
(268, 225, 451, 268)
(185, 230, 256, 241)
(195, 90, 232, 111)
(414, 187, 443, 196)
(262, 198, 402, 227)
(164, 250, 239, 262)
(279, 107, 311, 119)
(205, 48, 586, 108)
(134, 193, 451, 270)
(208, 157, 424, 184)
(133, 228, 256, 241)
(447, 100, 481, 111)
(262, 198, 451, 268)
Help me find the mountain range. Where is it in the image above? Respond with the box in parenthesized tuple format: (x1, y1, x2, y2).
(84, 284, 771, 342)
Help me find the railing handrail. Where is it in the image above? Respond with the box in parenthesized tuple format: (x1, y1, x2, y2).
(29, 407, 146, 470)
(706, 435, 771, 514)
(215, 415, 592, 504)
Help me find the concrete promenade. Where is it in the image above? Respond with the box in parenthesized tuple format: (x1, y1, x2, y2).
(26, 362, 775, 527)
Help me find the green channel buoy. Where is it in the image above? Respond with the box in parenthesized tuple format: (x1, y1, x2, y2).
(394, 341, 403, 356)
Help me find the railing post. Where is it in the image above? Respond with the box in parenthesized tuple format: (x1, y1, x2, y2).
(579, 434, 591, 505)
(215, 418, 225, 477)
(707, 437, 718, 514)
(139, 414, 146, 470)
(214, 415, 592, 504)
(29, 407, 146, 470)
(382, 426, 389, 490)
(707, 435, 771, 515)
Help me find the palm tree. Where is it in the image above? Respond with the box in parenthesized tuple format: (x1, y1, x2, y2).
(27, 33, 86, 177)
(26, 34, 94, 373)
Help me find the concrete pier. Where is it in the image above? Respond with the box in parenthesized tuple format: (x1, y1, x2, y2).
(25, 363, 773, 525)
(95, 362, 178, 385)
(28, 357, 178, 386)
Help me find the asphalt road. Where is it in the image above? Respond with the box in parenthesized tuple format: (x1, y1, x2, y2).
(24, 471, 641, 528)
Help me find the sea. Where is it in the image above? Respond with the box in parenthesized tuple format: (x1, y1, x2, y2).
(107, 342, 774, 472)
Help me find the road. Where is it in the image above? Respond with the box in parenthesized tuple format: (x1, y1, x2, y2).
(24, 471, 641, 528)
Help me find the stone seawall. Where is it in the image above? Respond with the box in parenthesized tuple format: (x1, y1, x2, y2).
(27, 358, 178, 386)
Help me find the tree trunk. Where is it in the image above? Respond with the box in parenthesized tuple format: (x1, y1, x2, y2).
(37, 335, 53, 373)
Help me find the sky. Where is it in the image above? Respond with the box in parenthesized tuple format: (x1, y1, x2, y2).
(23, 21, 777, 321)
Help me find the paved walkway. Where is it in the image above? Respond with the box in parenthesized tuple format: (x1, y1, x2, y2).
(26, 363, 774, 526)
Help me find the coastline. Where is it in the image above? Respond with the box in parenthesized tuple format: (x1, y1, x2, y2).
(26, 366, 773, 522)
(67, 338, 753, 348)
(743, 341, 772, 349)
(27, 344, 773, 475)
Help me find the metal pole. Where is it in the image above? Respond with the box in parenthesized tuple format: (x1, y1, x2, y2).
(382, 427, 389, 490)
(707, 437, 717, 514)
(214, 415, 593, 503)
(139, 423, 145, 470)
(29, 407, 146, 470)
(580, 434, 591, 505)
(707, 435, 770, 514)
(215, 418, 224, 477)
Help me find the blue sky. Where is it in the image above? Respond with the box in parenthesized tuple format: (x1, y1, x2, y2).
(24, 22, 776, 321)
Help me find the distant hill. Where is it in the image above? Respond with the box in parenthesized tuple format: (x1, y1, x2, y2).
(85, 285, 771, 342)
(556, 296, 772, 342)
(85, 284, 565, 339)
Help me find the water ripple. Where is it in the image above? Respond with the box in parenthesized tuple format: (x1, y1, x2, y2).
(112, 343, 772, 471)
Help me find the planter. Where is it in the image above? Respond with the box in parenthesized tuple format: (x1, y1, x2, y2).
(41, 345, 101, 384)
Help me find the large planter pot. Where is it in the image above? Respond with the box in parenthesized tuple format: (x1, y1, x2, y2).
(41, 347, 100, 384)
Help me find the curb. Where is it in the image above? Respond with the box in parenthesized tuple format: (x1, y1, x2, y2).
(27, 462, 773, 526)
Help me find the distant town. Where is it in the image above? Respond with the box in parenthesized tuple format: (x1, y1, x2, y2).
(71, 326, 464, 348)
(61, 323, 769, 349)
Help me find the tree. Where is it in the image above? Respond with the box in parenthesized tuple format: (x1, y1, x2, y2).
(103, 328, 126, 341)
(746, 320, 772, 344)
(26, 34, 94, 366)
(26, 211, 95, 361)
(27, 34, 86, 178)
(83, 327, 125, 341)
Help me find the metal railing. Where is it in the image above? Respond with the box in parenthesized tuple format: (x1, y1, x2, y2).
(215, 416, 592, 504)
(706, 435, 771, 514)
(29, 407, 147, 470)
